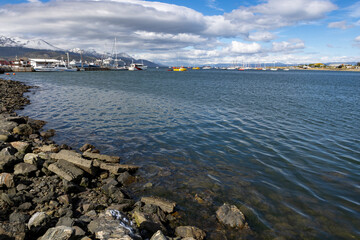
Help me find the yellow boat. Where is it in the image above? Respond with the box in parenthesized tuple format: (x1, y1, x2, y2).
(173, 67, 187, 71)
(192, 67, 200, 70)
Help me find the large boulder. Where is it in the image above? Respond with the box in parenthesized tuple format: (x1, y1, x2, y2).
(216, 203, 246, 229)
(48, 160, 84, 182)
(51, 150, 94, 175)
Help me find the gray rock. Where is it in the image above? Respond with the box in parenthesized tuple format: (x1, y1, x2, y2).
(14, 162, 38, 176)
(175, 226, 206, 240)
(0, 146, 17, 156)
(0, 120, 17, 133)
(216, 203, 246, 229)
(51, 150, 94, 175)
(1, 193, 14, 206)
(48, 159, 84, 182)
(0, 173, 15, 188)
(36, 145, 60, 153)
(88, 210, 135, 240)
(141, 197, 176, 213)
(28, 212, 48, 230)
(72, 226, 86, 237)
(0, 134, 8, 142)
(9, 212, 28, 224)
(99, 162, 139, 175)
(82, 150, 120, 163)
(40, 226, 74, 240)
(56, 216, 74, 227)
(150, 230, 168, 240)
(10, 141, 30, 153)
(24, 153, 41, 166)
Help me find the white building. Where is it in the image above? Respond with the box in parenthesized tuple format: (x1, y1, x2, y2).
(29, 59, 61, 68)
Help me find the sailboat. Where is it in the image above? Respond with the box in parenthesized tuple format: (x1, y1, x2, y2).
(111, 37, 127, 71)
(270, 62, 278, 71)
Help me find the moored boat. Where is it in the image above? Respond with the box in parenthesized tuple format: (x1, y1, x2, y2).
(128, 62, 147, 71)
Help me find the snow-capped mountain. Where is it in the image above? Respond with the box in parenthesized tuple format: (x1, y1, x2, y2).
(0, 36, 61, 51)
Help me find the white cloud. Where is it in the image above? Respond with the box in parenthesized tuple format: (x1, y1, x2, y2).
(272, 39, 305, 52)
(248, 31, 276, 42)
(328, 21, 352, 30)
(225, 41, 262, 54)
(355, 36, 360, 42)
(27, 0, 40, 3)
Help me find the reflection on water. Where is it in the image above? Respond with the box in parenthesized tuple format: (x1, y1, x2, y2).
(15, 69, 360, 239)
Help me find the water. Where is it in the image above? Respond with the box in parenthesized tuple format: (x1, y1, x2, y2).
(10, 69, 360, 239)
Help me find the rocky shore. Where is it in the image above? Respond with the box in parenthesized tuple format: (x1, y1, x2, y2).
(0, 78, 250, 240)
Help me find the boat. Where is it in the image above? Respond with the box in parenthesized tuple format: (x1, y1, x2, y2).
(128, 61, 147, 71)
(173, 66, 187, 71)
(192, 67, 200, 70)
(202, 66, 212, 70)
(110, 37, 128, 71)
(34, 63, 77, 72)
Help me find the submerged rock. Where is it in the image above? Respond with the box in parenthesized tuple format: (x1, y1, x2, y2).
(216, 203, 246, 229)
(175, 226, 206, 240)
(141, 197, 176, 213)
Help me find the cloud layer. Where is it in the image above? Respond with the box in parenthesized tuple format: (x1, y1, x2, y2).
(0, 0, 345, 64)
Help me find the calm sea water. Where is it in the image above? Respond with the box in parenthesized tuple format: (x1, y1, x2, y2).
(10, 69, 360, 239)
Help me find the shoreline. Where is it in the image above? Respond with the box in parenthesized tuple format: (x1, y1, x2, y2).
(0, 78, 251, 239)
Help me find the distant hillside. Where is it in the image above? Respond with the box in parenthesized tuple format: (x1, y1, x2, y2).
(0, 46, 161, 67)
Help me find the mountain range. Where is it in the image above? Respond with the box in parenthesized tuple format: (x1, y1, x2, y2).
(0, 36, 160, 67)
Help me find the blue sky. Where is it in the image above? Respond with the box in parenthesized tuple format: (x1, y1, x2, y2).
(0, 0, 359, 65)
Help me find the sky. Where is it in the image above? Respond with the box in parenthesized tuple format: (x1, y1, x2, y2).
(0, 0, 359, 65)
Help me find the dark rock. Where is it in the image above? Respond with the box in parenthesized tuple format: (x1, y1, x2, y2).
(18, 202, 32, 211)
(1, 193, 14, 206)
(27, 118, 46, 131)
(13, 124, 33, 136)
(79, 143, 96, 152)
(117, 171, 136, 186)
(40, 129, 55, 139)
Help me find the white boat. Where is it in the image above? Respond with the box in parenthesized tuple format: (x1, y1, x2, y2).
(128, 61, 147, 71)
(34, 63, 77, 72)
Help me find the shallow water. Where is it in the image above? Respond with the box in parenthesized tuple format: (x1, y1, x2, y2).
(10, 69, 360, 239)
